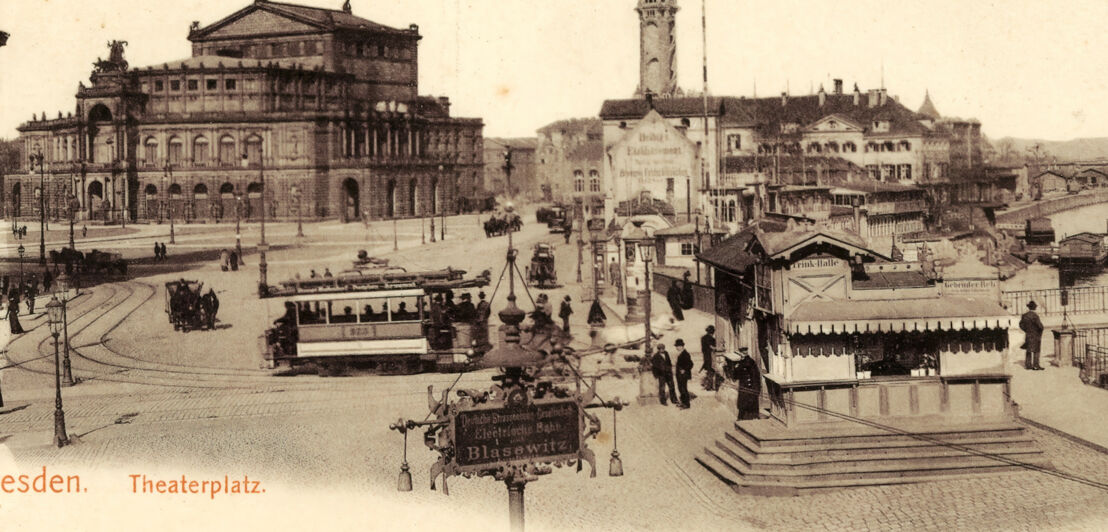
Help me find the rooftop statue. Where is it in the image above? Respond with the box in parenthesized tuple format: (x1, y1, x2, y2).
(93, 40, 129, 73)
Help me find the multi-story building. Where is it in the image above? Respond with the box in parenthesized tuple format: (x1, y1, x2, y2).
(535, 118, 602, 203)
(483, 138, 537, 200)
(8, 0, 483, 223)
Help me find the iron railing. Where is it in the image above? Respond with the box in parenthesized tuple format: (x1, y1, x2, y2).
(1080, 344, 1108, 389)
(1002, 285, 1108, 316)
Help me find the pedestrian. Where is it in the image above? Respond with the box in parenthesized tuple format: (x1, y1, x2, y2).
(666, 279, 685, 321)
(608, 257, 621, 291)
(735, 348, 761, 420)
(563, 223, 571, 244)
(675, 339, 694, 408)
(230, 251, 239, 271)
(475, 291, 491, 323)
(81, 225, 87, 238)
(309, 269, 318, 279)
(455, 293, 477, 323)
(1019, 300, 1045, 370)
(154, 242, 161, 261)
(651, 344, 678, 406)
(7, 290, 24, 334)
(700, 325, 719, 391)
(558, 295, 573, 333)
(220, 249, 230, 272)
(160, 242, 168, 261)
(25, 282, 37, 315)
(42, 269, 53, 293)
(324, 268, 333, 278)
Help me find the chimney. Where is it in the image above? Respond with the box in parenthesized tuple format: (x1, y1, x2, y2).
(853, 83, 861, 106)
(817, 85, 826, 107)
(867, 90, 880, 108)
(781, 91, 788, 107)
(879, 89, 888, 106)
(437, 96, 451, 115)
(834, 79, 843, 95)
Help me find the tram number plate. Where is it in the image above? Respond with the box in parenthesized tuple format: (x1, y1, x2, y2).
(346, 326, 373, 337)
(453, 401, 581, 470)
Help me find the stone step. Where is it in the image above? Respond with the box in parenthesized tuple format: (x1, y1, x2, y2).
(702, 445, 1050, 484)
(696, 452, 1040, 496)
(733, 420, 1026, 450)
(722, 430, 1042, 464)
(714, 438, 1046, 473)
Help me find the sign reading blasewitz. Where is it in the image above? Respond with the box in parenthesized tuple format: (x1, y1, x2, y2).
(453, 400, 581, 471)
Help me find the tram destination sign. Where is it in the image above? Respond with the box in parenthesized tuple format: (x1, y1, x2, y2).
(453, 400, 581, 471)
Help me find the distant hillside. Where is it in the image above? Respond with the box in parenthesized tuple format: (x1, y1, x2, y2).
(994, 136, 1108, 163)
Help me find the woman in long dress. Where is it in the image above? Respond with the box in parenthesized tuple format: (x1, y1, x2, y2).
(7, 290, 24, 334)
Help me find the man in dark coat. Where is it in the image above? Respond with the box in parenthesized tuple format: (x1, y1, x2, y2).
(454, 293, 477, 323)
(675, 339, 694, 409)
(558, 295, 573, 333)
(735, 348, 762, 420)
(154, 242, 161, 261)
(475, 292, 491, 323)
(700, 325, 718, 391)
(7, 290, 24, 334)
(1019, 300, 1045, 370)
(666, 280, 685, 321)
(651, 344, 678, 406)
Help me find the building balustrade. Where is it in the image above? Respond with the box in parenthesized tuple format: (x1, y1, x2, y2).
(866, 199, 926, 215)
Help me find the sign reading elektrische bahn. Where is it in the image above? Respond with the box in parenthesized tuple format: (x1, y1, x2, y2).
(453, 400, 581, 471)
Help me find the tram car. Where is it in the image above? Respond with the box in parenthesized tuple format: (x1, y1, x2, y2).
(260, 267, 492, 375)
(527, 243, 558, 288)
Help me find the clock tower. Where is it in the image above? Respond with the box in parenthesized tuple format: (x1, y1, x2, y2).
(635, 0, 679, 97)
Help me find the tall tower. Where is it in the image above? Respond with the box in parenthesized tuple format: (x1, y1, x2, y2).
(636, 0, 679, 97)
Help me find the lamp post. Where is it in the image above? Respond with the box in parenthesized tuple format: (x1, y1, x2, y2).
(67, 193, 78, 250)
(625, 220, 657, 404)
(290, 184, 304, 238)
(162, 163, 175, 244)
(55, 273, 74, 387)
(29, 152, 46, 266)
(17, 243, 25, 287)
(46, 296, 69, 447)
(431, 165, 441, 242)
(234, 191, 244, 265)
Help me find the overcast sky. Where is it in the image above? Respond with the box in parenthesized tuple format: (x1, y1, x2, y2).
(1, 0, 1106, 141)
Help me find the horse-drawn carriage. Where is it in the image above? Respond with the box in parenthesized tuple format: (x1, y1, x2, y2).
(165, 279, 219, 332)
(483, 213, 523, 237)
(526, 243, 558, 288)
(50, 247, 127, 276)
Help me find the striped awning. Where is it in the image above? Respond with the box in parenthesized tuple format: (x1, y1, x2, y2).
(786, 297, 1012, 335)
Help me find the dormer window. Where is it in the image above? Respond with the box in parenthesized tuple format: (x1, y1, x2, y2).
(872, 120, 890, 132)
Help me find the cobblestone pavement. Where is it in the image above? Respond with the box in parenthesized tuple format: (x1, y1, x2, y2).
(1, 214, 1107, 531)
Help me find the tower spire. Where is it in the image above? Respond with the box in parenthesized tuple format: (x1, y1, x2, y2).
(635, 0, 680, 97)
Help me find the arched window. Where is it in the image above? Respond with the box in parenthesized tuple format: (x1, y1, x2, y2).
(574, 170, 584, 193)
(588, 170, 600, 192)
(168, 184, 182, 198)
(219, 135, 236, 166)
(843, 142, 857, 153)
(219, 182, 234, 198)
(807, 143, 821, 154)
(826, 141, 839, 153)
(899, 140, 911, 152)
(193, 136, 209, 165)
(168, 136, 183, 164)
(883, 141, 895, 152)
(144, 137, 158, 164)
(245, 135, 263, 166)
(144, 184, 157, 196)
(247, 182, 263, 198)
(193, 183, 208, 199)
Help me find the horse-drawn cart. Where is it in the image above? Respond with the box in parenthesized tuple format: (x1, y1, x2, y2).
(526, 243, 558, 288)
(165, 279, 218, 332)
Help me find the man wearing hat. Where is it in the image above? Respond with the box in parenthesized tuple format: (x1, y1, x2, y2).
(735, 347, 762, 420)
(1019, 300, 1044, 370)
(701, 325, 718, 391)
(558, 295, 573, 334)
(476, 291, 491, 323)
(650, 344, 678, 406)
(455, 293, 477, 323)
(674, 339, 694, 409)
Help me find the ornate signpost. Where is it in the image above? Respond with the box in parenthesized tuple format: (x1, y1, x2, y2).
(390, 204, 624, 532)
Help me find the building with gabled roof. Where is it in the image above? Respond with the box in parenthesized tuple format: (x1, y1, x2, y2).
(8, 0, 484, 223)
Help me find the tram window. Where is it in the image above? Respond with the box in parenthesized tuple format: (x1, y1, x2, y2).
(332, 302, 357, 324)
(298, 301, 325, 325)
(390, 296, 421, 321)
(359, 302, 375, 322)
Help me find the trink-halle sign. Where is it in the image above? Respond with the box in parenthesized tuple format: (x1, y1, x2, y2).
(453, 400, 582, 472)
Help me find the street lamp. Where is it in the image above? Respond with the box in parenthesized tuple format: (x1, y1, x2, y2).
(234, 191, 244, 265)
(17, 243, 25, 287)
(55, 273, 74, 387)
(46, 296, 69, 448)
(290, 184, 304, 238)
(67, 193, 78, 250)
(625, 220, 657, 405)
(162, 163, 175, 244)
(29, 152, 46, 266)
(431, 165, 441, 242)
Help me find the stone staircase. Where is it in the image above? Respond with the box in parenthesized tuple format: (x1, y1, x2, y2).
(696, 418, 1052, 495)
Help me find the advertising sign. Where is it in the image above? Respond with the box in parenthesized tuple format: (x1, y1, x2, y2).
(453, 400, 581, 472)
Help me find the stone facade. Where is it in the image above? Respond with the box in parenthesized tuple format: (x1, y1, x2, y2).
(7, 1, 483, 223)
(535, 118, 602, 203)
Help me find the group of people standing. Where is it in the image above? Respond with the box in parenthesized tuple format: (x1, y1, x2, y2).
(152, 242, 169, 261)
(3, 272, 53, 334)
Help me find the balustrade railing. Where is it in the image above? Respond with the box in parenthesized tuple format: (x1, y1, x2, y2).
(1001, 285, 1108, 316)
(1081, 344, 1108, 389)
